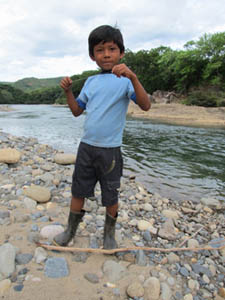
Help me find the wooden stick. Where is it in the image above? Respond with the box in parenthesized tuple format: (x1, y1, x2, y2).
(178, 226, 204, 248)
(36, 242, 225, 255)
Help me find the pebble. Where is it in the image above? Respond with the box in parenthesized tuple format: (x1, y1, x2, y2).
(137, 220, 152, 231)
(84, 273, 99, 284)
(13, 284, 24, 292)
(126, 281, 144, 298)
(0, 131, 224, 299)
(34, 247, 48, 264)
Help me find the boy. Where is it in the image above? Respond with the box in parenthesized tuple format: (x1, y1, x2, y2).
(53, 25, 150, 249)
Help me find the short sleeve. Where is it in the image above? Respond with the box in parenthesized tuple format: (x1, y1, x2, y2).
(127, 80, 137, 103)
(76, 78, 90, 110)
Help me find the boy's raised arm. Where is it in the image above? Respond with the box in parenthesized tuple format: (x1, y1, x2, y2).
(112, 64, 151, 111)
(61, 77, 84, 117)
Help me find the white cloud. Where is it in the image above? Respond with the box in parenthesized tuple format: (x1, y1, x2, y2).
(0, 0, 225, 81)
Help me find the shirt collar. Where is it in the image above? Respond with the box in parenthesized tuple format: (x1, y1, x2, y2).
(100, 69, 112, 74)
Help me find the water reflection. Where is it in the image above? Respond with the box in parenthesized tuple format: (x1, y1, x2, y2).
(123, 118, 225, 202)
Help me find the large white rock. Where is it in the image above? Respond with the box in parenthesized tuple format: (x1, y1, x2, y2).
(40, 225, 64, 240)
(23, 185, 51, 203)
(54, 153, 76, 165)
(0, 148, 21, 164)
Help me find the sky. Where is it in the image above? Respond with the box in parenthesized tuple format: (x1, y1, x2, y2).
(1, 0, 225, 82)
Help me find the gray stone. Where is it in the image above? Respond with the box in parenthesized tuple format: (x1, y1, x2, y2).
(158, 218, 178, 241)
(143, 230, 152, 242)
(135, 250, 148, 266)
(161, 282, 172, 300)
(144, 277, 160, 300)
(84, 273, 99, 284)
(89, 235, 99, 249)
(191, 264, 212, 278)
(0, 243, 16, 279)
(27, 232, 40, 244)
(72, 252, 88, 263)
(0, 210, 10, 219)
(179, 267, 189, 277)
(15, 253, 33, 265)
(44, 257, 69, 278)
(102, 260, 127, 282)
(126, 281, 144, 298)
(167, 253, 180, 264)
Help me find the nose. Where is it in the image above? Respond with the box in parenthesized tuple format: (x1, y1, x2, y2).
(104, 49, 110, 58)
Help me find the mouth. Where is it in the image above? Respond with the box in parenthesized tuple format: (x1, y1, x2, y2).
(101, 62, 113, 70)
(102, 62, 112, 66)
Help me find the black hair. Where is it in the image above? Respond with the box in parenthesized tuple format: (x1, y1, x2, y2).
(88, 25, 125, 57)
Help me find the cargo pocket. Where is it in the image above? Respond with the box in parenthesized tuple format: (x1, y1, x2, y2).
(107, 180, 120, 192)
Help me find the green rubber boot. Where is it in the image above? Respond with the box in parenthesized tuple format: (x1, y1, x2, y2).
(53, 210, 85, 246)
(103, 213, 118, 249)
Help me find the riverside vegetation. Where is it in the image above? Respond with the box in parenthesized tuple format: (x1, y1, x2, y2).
(0, 131, 225, 300)
(0, 31, 225, 107)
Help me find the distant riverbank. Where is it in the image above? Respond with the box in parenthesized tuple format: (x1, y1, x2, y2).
(127, 102, 225, 128)
(2, 103, 225, 128)
(0, 105, 15, 112)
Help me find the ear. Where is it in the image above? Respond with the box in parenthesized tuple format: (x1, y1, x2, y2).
(120, 52, 125, 59)
(90, 55, 96, 61)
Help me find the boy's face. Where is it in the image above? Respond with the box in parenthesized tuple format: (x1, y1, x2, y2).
(91, 41, 124, 71)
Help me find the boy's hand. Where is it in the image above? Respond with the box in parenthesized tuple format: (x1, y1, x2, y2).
(60, 77, 73, 92)
(112, 64, 136, 81)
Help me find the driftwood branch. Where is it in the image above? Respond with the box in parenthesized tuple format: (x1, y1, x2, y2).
(178, 226, 204, 248)
(36, 242, 225, 255)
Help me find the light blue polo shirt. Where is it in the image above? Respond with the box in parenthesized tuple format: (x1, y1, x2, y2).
(76, 73, 137, 147)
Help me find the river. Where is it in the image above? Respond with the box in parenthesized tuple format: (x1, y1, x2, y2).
(0, 104, 224, 203)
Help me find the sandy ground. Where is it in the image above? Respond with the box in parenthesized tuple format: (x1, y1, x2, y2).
(127, 102, 225, 128)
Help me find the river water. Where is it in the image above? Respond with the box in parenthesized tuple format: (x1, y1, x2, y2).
(0, 104, 224, 203)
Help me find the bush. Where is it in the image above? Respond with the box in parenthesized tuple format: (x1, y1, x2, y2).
(185, 90, 224, 107)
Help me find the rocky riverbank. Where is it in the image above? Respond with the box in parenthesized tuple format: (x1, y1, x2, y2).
(0, 131, 225, 300)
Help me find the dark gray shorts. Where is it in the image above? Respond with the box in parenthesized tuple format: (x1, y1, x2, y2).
(71, 142, 123, 207)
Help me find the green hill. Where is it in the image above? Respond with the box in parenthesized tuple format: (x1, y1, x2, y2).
(11, 77, 63, 92)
